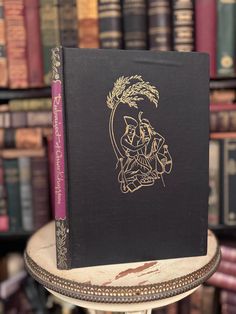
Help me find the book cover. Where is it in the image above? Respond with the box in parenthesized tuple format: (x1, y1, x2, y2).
(217, 0, 236, 76)
(0, 0, 8, 87)
(123, 0, 147, 50)
(172, 0, 194, 51)
(3, 159, 22, 231)
(52, 47, 209, 269)
(98, 0, 122, 49)
(25, 0, 44, 87)
(4, 0, 28, 88)
(195, 0, 216, 78)
(148, 0, 171, 51)
(77, 0, 99, 48)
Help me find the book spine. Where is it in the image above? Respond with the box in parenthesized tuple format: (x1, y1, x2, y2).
(4, 0, 28, 88)
(77, 0, 99, 48)
(208, 140, 220, 225)
(210, 110, 236, 132)
(24, 0, 44, 87)
(195, 0, 216, 78)
(18, 157, 33, 231)
(0, 0, 8, 87)
(31, 156, 50, 230)
(123, 0, 147, 49)
(0, 128, 42, 149)
(172, 0, 194, 51)
(40, 0, 60, 85)
(221, 303, 236, 314)
(222, 139, 236, 225)
(148, 0, 171, 51)
(98, 0, 122, 49)
(3, 159, 22, 231)
(51, 47, 70, 269)
(9, 98, 51, 111)
(217, 0, 236, 76)
(0, 158, 9, 232)
(26, 111, 52, 127)
(58, 1, 78, 47)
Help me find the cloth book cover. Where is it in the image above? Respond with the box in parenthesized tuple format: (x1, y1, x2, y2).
(52, 47, 209, 269)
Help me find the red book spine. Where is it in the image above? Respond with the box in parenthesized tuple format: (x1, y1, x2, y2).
(195, 0, 216, 78)
(4, 0, 28, 88)
(210, 104, 236, 112)
(24, 0, 43, 87)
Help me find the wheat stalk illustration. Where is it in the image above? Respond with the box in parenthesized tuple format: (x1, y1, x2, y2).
(106, 75, 159, 160)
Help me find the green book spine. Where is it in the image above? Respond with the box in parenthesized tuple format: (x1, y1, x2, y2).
(3, 159, 22, 231)
(217, 0, 236, 76)
(40, 0, 60, 85)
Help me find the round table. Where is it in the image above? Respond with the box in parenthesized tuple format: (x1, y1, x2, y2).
(24, 222, 220, 313)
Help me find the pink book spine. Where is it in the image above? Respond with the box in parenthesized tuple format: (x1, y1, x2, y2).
(51, 47, 70, 270)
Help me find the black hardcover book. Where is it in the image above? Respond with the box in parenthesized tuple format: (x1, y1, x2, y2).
(122, 0, 147, 49)
(98, 0, 123, 49)
(52, 47, 209, 269)
(148, 0, 172, 51)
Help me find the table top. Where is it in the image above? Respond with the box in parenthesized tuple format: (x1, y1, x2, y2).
(24, 221, 220, 311)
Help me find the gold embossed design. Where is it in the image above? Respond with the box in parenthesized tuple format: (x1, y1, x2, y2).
(106, 75, 173, 193)
(52, 47, 61, 81)
(24, 243, 220, 304)
(56, 219, 68, 269)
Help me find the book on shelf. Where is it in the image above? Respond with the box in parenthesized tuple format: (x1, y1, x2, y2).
(208, 271, 236, 292)
(52, 47, 209, 269)
(217, 0, 236, 77)
(210, 89, 236, 104)
(0, 111, 52, 128)
(123, 0, 147, 50)
(148, 0, 171, 51)
(221, 290, 236, 307)
(0, 158, 8, 232)
(77, 0, 99, 48)
(9, 98, 51, 111)
(195, 0, 216, 78)
(210, 104, 236, 133)
(0, 128, 43, 149)
(0, 0, 8, 87)
(98, 0, 122, 49)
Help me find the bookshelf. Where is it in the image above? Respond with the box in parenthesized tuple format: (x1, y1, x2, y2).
(0, 87, 51, 101)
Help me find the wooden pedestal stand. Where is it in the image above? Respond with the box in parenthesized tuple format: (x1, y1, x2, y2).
(24, 222, 220, 314)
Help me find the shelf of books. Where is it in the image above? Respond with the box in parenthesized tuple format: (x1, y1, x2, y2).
(0, 0, 235, 312)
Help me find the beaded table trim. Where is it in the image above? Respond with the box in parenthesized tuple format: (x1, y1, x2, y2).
(24, 244, 220, 304)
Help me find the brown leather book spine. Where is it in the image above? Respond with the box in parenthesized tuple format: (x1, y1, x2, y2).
(24, 0, 43, 87)
(172, 0, 194, 52)
(0, 0, 8, 87)
(148, 0, 171, 51)
(77, 0, 99, 48)
(4, 0, 28, 88)
(0, 128, 43, 149)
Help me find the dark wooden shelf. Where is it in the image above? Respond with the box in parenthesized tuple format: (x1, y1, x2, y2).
(0, 87, 51, 101)
(209, 224, 236, 239)
(210, 77, 236, 89)
(0, 231, 32, 239)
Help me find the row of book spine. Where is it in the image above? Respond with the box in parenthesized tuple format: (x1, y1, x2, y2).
(0, 154, 50, 232)
(0, 98, 52, 233)
(0, 0, 235, 89)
